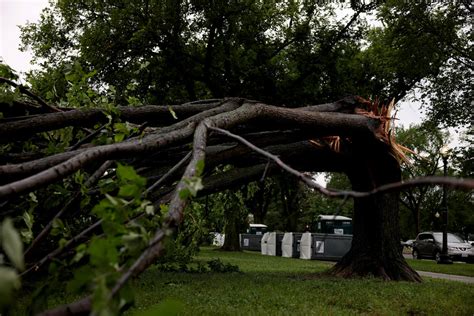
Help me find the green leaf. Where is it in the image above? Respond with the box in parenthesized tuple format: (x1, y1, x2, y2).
(179, 188, 191, 200)
(168, 106, 178, 120)
(88, 238, 118, 267)
(195, 159, 205, 177)
(114, 133, 125, 142)
(116, 163, 137, 180)
(0, 266, 21, 308)
(29, 192, 38, 203)
(67, 265, 94, 293)
(59, 238, 68, 249)
(184, 177, 203, 197)
(22, 211, 34, 230)
(116, 163, 146, 187)
(72, 243, 87, 263)
(159, 204, 169, 215)
(105, 193, 120, 206)
(51, 218, 65, 236)
(145, 205, 154, 215)
(1, 218, 24, 271)
(118, 184, 140, 198)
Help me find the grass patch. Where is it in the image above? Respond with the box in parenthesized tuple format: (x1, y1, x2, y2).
(127, 248, 474, 315)
(406, 258, 474, 277)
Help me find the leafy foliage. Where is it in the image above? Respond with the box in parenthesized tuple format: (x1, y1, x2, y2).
(395, 124, 473, 239)
(0, 218, 24, 310)
(19, 0, 470, 122)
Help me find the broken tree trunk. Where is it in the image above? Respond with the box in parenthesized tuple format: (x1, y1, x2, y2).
(330, 137, 422, 281)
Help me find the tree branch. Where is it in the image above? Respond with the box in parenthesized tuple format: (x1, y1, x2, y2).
(0, 77, 61, 113)
(0, 101, 225, 142)
(209, 126, 474, 198)
(23, 161, 113, 258)
(0, 124, 197, 200)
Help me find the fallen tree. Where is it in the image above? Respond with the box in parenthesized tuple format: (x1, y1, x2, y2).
(0, 96, 473, 315)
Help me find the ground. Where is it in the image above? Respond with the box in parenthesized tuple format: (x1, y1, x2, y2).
(126, 248, 474, 315)
(14, 247, 474, 315)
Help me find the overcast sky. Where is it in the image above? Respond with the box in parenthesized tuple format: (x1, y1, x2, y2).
(0, 0, 425, 127)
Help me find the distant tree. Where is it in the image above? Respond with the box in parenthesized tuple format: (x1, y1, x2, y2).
(395, 124, 446, 236)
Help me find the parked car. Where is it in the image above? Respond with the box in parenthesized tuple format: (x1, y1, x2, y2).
(402, 239, 415, 249)
(467, 234, 474, 246)
(412, 232, 474, 263)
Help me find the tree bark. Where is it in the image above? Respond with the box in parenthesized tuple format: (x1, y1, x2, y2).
(221, 205, 242, 251)
(329, 137, 422, 281)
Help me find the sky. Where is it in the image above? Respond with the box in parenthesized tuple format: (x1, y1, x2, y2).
(0, 0, 425, 129)
(0, 0, 47, 73)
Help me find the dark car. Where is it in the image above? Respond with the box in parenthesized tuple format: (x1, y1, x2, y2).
(412, 232, 474, 263)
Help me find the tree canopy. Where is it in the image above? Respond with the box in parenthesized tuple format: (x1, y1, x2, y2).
(19, 0, 472, 126)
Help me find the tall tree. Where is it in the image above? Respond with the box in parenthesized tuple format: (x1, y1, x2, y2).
(395, 124, 446, 236)
(20, 1, 470, 120)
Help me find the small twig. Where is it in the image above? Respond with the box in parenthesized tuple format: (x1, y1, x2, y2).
(208, 126, 474, 198)
(69, 124, 107, 151)
(23, 161, 113, 258)
(22, 219, 103, 276)
(143, 151, 192, 197)
(260, 160, 271, 182)
(0, 77, 61, 113)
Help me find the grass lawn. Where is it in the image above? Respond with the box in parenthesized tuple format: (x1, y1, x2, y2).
(126, 248, 474, 315)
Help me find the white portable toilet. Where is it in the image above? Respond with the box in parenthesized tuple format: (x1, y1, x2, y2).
(261, 232, 269, 255)
(300, 232, 313, 260)
(267, 232, 277, 256)
(281, 233, 293, 258)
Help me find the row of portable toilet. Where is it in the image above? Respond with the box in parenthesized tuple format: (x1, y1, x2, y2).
(259, 232, 352, 261)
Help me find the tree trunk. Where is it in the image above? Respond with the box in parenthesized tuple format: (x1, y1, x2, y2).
(221, 205, 242, 251)
(329, 138, 422, 282)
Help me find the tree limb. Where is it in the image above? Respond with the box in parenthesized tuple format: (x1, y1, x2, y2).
(23, 161, 113, 258)
(0, 77, 61, 113)
(209, 126, 474, 197)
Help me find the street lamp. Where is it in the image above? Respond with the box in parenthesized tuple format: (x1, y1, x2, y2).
(438, 145, 452, 264)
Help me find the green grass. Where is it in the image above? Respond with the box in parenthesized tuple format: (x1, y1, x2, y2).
(406, 258, 474, 277)
(126, 248, 474, 315)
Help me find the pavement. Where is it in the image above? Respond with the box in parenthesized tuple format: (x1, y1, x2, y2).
(416, 270, 474, 284)
(402, 253, 474, 284)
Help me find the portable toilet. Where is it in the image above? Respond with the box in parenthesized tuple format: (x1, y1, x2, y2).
(266, 232, 284, 256)
(282, 232, 303, 258)
(261, 232, 270, 255)
(300, 232, 326, 260)
(247, 224, 268, 235)
(315, 215, 352, 235)
(240, 224, 268, 251)
(311, 233, 352, 261)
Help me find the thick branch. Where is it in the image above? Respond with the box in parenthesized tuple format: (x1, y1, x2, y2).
(0, 101, 223, 142)
(0, 124, 196, 200)
(0, 100, 242, 181)
(209, 127, 474, 198)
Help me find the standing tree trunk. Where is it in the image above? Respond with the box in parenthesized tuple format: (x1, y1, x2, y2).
(221, 205, 242, 251)
(330, 138, 422, 281)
